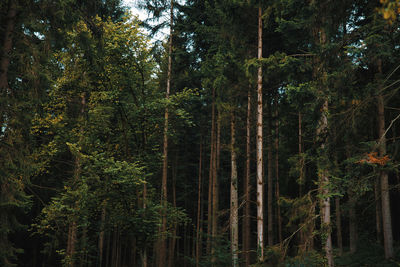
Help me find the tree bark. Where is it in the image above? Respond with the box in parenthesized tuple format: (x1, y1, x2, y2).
(377, 88, 393, 259)
(184, 225, 189, 267)
(168, 154, 178, 267)
(348, 190, 357, 254)
(211, 113, 220, 264)
(98, 205, 106, 267)
(274, 93, 282, 245)
(313, 21, 333, 266)
(142, 181, 147, 267)
(256, 5, 264, 260)
(66, 222, 77, 267)
(298, 112, 306, 248)
(105, 232, 111, 267)
(196, 140, 203, 267)
(206, 88, 216, 254)
(66, 93, 86, 267)
(0, 0, 17, 94)
(158, 1, 174, 266)
(230, 111, 239, 267)
(298, 112, 304, 197)
(375, 177, 383, 244)
(267, 100, 274, 246)
(335, 198, 343, 256)
(243, 85, 251, 267)
(319, 100, 334, 267)
(111, 228, 118, 267)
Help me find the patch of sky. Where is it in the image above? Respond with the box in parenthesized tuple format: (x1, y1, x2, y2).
(122, 0, 169, 43)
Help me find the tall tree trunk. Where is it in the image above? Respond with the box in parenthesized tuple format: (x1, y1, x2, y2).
(230, 111, 239, 267)
(243, 85, 251, 267)
(211, 113, 220, 264)
(207, 88, 216, 254)
(318, 100, 334, 267)
(346, 148, 358, 254)
(298, 112, 306, 248)
(168, 154, 178, 267)
(256, 5, 264, 260)
(267, 100, 274, 246)
(298, 112, 304, 197)
(184, 225, 189, 267)
(98, 205, 106, 267)
(196, 140, 203, 267)
(192, 223, 196, 260)
(335, 198, 343, 256)
(66, 222, 77, 267)
(131, 237, 137, 267)
(0, 0, 16, 94)
(66, 93, 86, 267)
(105, 232, 111, 267)
(158, 1, 173, 266)
(142, 183, 148, 267)
(313, 21, 333, 266)
(348, 189, 357, 254)
(274, 93, 282, 245)
(374, 177, 383, 245)
(377, 77, 393, 259)
(111, 228, 118, 267)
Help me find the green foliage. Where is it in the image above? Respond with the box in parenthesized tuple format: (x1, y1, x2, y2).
(335, 237, 400, 266)
(283, 251, 326, 267)
(196, 235, 233, 267)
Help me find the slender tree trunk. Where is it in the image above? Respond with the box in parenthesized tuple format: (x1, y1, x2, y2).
(243, 85, 251, 267)
(348, 189, 357, 254)
(66, 94, 86, 267)
(67, 222, 77, 267)
(111, 228, 117, 267)
(321, 173, 333, 267)
(375, 177, 383, 244)
(319, 100, 334, 267)
(377, 86, 393, 259)
(196, 141, 203, 267)
(0, 0, 16, 94)
(207, 88, 216, 254)
(168, 154, 178, 267)
(298, 112, 304, 197)
(267, 100, 274, 246)
(141, 248, 147, 267)
(298, 112, 306, 248)
(105, 232, 111, 267)
(230, 111, 239, 267)
(142, 183, 147, 267)
(116, 230, 121, 267)
(192, 225, 196, 260)
(158, 1, 173, 266)
(211, 113, 220, 264)
(313, 22, 333, 266)
(131, 237, 137, 267)
(274, 93, 282, 245)
(66, 167, 79, 265)
(184, 225, 189, 267)
(256, 5, 264, 260)
(335, 198, 343, 256)
(99, 205, 106, 267)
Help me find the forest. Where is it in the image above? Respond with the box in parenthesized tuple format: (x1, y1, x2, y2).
(1, 0, 400, 266)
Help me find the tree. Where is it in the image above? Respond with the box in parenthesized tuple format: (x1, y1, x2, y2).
(230, 109, 239, 267)
(256, 4, 264, 260)
(158, 0, 174, 265)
